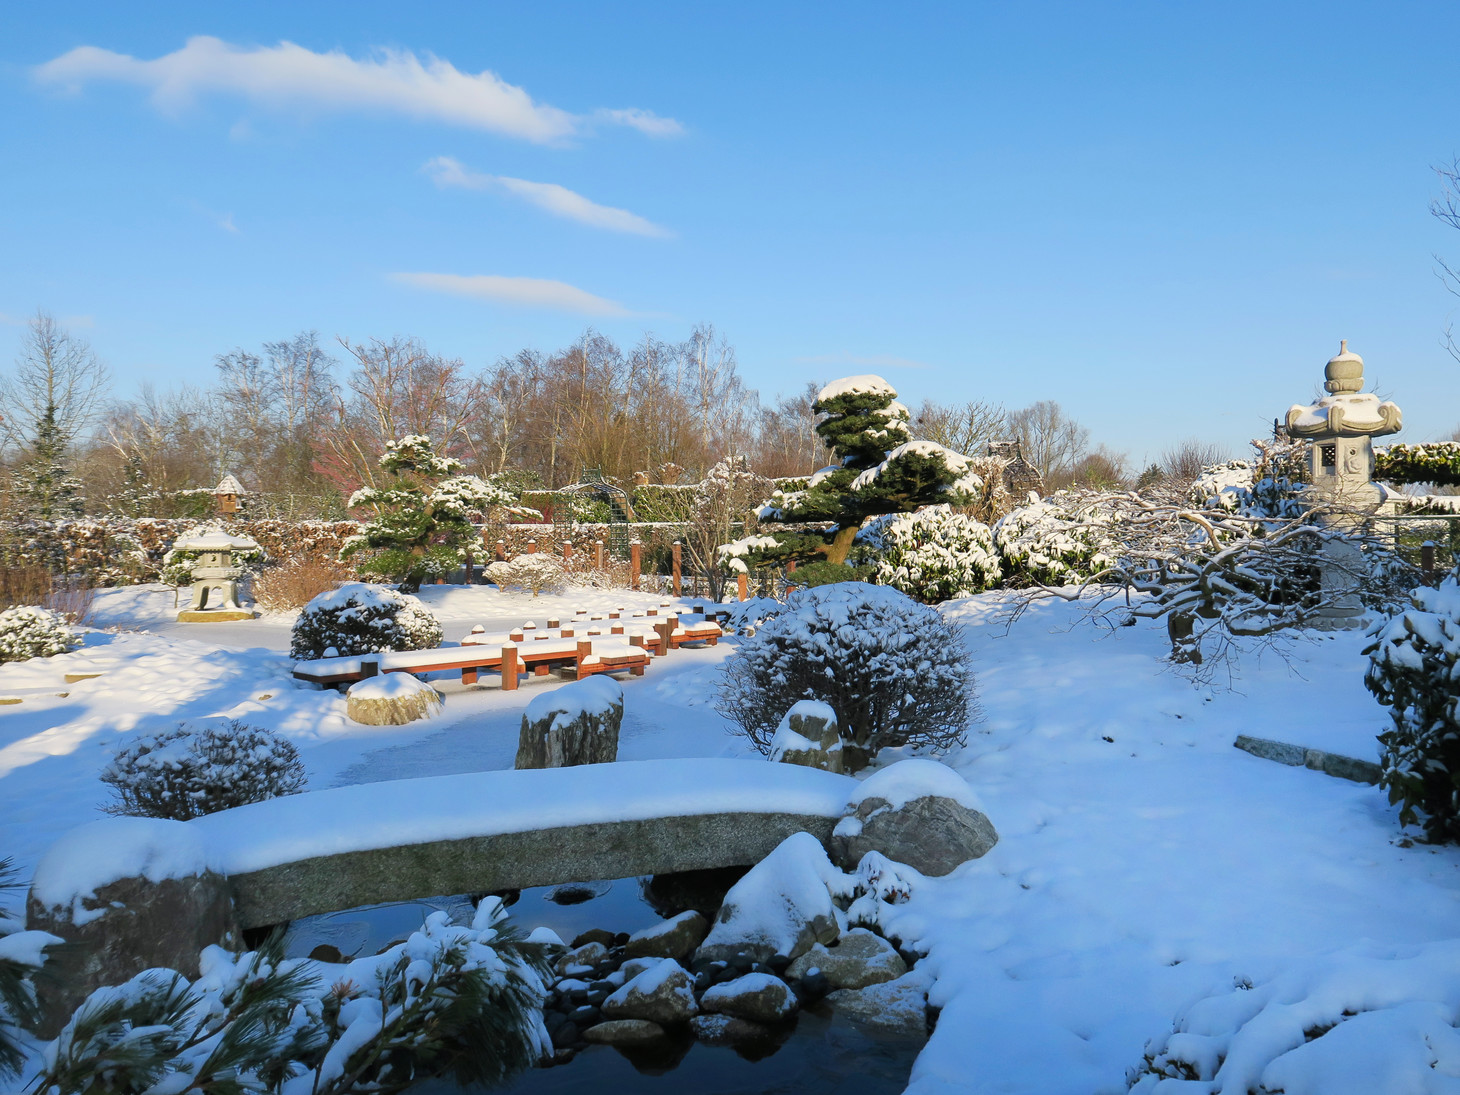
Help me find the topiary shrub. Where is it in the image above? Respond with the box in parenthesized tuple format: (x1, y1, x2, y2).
(290, 581, 442, 660)
(717, 582, 975, 772)
(993, 493, 1112, 587)
(100, 718, 307, 820)
(484, 554, 565, 596)
(863, 504, 1002, 603)
(0, 605, 80, 663)
(1364, 565, 1460, 842)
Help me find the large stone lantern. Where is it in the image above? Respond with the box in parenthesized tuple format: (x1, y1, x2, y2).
(1284, 340, 1401, 521)
(1283, 340, 1401, 623)
(176, 531, 260, 622)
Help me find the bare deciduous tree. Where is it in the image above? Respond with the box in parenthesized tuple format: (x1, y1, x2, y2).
(1434, 156, 1460, 363)
(1007, 400, 1091, 484)
(1160, 439, 1232, 488)
(911, 398, 1007, 457)
(0, 311, 110, 453)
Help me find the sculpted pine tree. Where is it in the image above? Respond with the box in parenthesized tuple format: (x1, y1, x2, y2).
(343, 435, 518, 592)
(744, 376, 983, 570)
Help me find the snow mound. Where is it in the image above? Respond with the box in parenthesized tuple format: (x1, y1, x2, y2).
(818, 375, 898, 403)
(524, 676, 622, 732)
(346, 673, 436, 701)
(30, 817, 213, 923)
(851, 758, 982, 811)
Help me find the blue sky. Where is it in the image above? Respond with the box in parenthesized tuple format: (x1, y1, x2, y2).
(2, 1, 1458, 466)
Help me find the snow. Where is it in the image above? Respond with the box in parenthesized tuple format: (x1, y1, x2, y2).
(698, 831, 852, 957)
(849, 758, 982, 811)
(345, 673, 435, 700)
(524, 675, 622, 731)
(5, 580, 1460, 1092)
(182, 759, 854, 877)
(817, 374, 898, 402)
(173, 531, 259, 552)
(29, 817, 212, 922)
(0, 929, 64, 967)
(850, 439, 972, 491)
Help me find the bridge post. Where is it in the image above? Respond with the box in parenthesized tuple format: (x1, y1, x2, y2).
(630, 540, 642, 591)
(672, 541, 682, 595)
(495, 539, 506, 562)
(563, 540, 573, 563)
(595, 539, 604, 570)
(501, 643, 519, 690)
(526, 539, 537, 554)
(738, 572, 749, 601)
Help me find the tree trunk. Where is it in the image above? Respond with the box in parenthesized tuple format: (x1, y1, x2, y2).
(824, 524, 860, 566)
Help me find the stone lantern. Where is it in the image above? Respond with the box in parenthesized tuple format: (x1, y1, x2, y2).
(1283, 340, 1401, 623)
(176, 531, 260, 622)
(213, 474, 244, 516)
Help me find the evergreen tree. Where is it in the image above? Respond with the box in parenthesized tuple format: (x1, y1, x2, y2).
(17, 403, 83, 519)
(747, 376, 982, 568)
(342, 435, 520, 592)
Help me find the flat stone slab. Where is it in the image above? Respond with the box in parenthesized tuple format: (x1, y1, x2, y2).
(1234, 734, 1381, 785)
(177, 610, 256, 623)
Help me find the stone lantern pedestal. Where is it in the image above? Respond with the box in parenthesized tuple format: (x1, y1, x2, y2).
(176, 532, 260, 623)
(1283, 341, 1401, 627)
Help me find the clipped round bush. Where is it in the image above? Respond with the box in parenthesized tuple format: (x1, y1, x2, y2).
(1364, 565, 1460, 842)
(864, 504, 1001, 603)
(993, 494, 1112, 587)
(0, 606, 79, 664)
(717, 582, 975, 772)
(290, 581, 442, 660)
(100, 718, 307, 820)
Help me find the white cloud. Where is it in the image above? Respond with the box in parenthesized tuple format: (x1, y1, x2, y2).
(34, 36, 682, 145)
(423, 156, 670, 237)
(795, 354, 930, 369)
(392, 272, 632, 316)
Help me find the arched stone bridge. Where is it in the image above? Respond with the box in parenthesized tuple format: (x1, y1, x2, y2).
(27, 759, 857, 1034)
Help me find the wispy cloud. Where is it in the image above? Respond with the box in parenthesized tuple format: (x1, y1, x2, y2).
(795, 354, 930, 369)
(34, 36, 682, 145)
(392, 272, 632, 316)
(423, 156, 670, 237)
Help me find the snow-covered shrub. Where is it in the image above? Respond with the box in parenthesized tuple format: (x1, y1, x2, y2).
(0, 605, 79, 663)
(1187, 459, 1256, 511)
(1363, 566, 1460, 842)
(1189, 458, 1306, 521)
(993, 493, 1113, 587)
(160, 522, 265, 587)
(1128, 938, 1460, 1094)
(863, 504, 1001, 603)
(35, 901, 551, 1095)
(717, 582, 975, 772)
(290, 581, 442, 660)
(100, 718, 307, 821)
(484, 553, 565, 596)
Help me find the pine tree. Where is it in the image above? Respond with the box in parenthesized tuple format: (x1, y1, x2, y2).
(747, 376, 982, 569)
(17, 403, 83, 519)
(342, 436, 520, 592)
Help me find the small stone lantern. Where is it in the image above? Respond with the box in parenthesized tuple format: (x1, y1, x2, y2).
(213, 474, 244, 516)
(176, 531, 260, 622)
(1283, 340, 1402, 623)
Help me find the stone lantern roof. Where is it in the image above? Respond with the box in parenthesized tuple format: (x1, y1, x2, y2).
(1284, 341, 1401, 440)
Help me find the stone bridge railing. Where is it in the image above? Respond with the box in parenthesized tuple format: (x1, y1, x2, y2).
(26, 759, 857, 1035)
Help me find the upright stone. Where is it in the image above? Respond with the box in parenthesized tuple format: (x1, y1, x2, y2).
(515, 677, 623, 769)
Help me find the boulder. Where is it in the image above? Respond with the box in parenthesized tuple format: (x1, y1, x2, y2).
(624, 910, 709, 961)
(516, 677, 622, 769)
(829, 759, 997, 876)
(555, 940, 610, 977)
(768, 700, 844, 774)
(700, 972, 799, 1024)
(696, 832, 844, 964)
(689, 1013, 782, 1047)
(785, 927, 907, 989)
(601, 958, 699, 1025)
(581, 1019, 668, 1046)
(826, 971, 930, 1037)
(345, 673, 442, 726)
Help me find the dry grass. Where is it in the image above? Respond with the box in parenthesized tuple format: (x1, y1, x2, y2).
(253, 554, 352, 612)
(0, 566, 95, 624)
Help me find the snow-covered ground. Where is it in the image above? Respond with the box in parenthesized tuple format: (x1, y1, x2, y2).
(3, 583, 1456, 1093)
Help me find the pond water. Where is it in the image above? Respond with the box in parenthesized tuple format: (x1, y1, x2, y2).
(282, 874, 925, 1095)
